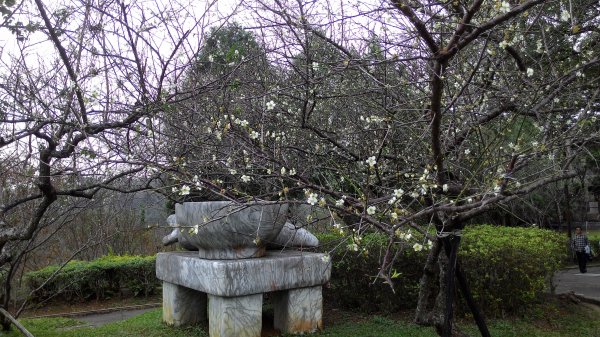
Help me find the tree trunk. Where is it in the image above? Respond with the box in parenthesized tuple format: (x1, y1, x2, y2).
(415, 239, 442, 326)
(564, 181, 573, 239)
(456, 262, 491, 337)
(2, 262, 13, 331)
(416, 233, 490, 337)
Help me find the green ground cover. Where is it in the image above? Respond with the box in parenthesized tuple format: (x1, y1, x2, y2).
(5, 301, 600, 337)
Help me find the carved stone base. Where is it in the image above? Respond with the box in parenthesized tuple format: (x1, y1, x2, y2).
(156, 251, 331, 336)
(273, 286, 323, 334)
(208, 294, 262, 337)
(162, 282, 207, 327)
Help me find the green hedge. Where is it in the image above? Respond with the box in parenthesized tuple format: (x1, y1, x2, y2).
(459, 225, 565, 315)
(319, 225, 567, 316)
(25, 255, 158, 303)
(588, 232, 600, 258)
(318, 232, 426, 313)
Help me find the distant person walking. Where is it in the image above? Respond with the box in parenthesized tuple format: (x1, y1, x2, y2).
(572, 226, 590, 273)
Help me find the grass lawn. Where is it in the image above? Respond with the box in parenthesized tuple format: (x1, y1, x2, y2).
(4, 300, 600, 337)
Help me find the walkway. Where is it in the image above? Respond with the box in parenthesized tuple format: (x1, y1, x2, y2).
(75, 307, 157, 327)
(553, 264, 600, 302)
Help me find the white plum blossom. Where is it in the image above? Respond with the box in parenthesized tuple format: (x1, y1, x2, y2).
(366, 206, 376, 215)
(388, 197, 397, 205)
(560, 9, 570, 22)
(333, 222, 343, 231)
(500, 1, 510, 13)
(536, 40, 544, 53)
(335, 198, 345, 207)
(249, 131, 259, 139)
(289, 168, 296, 175)
(365, 156, 376, 168)
(180, 185, 191, 196)
(413, 243, 424, 252)
(464, 148, 471, 155)
(394, 189, 404, 198)
(396, 230, 413, 240)
(266, 100, 276, 111)
(526, 68, 534, 77)
(443, 184, 449, 192)
(281, 167, 287, 175)
(192, 224, 200, 234)
(241, 175, 251, 183)
(321, 254, 330, 263)
(312, 62, 319, 71)
(307, 193, 318, 205)
(390, 212, 398, 220)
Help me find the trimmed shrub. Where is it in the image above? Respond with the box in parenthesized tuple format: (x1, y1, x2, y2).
(318, 232, 426, 313)
(319, 225, 567, 316)
(25, 255, 158, 303)
(588, 232, 600, 259)
(459, 225, 566, 315)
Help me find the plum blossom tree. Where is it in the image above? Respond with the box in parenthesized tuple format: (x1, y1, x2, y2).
(163, 0, 599, 335)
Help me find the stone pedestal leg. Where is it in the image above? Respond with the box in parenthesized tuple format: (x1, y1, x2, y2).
(162, 281, 207, 326)
(208, 293, 262, 337)
(273, 286, 323, 334)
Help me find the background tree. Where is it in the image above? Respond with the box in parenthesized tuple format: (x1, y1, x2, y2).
(0, 0, 234, 329)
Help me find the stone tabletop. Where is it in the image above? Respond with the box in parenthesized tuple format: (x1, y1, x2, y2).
(156, 251, 331, 297)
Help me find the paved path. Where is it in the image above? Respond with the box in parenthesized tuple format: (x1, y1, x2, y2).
(74, 307, 156, 327)
(553, 264, 600, 301)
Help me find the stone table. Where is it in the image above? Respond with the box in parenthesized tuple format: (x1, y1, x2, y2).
(156, 251, 331, 337)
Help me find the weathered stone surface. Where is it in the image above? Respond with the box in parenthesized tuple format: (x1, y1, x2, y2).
(268, 222, 319, 248)
(208, 294, 262, 337)
(156, 251, 331, 297)
(162, 282, 207, 327)
(272, 286, 323, 334)
(167, 213, 177, 226)
(174, 201, 288, 259)
(162, 214, 197, 250)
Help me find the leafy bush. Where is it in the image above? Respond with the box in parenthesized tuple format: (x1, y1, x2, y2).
(25, 255, 158, 303)
(318, 225, 567, 316)
(587, 232, 600, 259)
(459, 225, 566, 315)
(318, 232, 427, 313)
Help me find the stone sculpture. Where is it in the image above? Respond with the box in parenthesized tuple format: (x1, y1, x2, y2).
(162, 202, 319, 256)
(157, 201, 328, 337)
